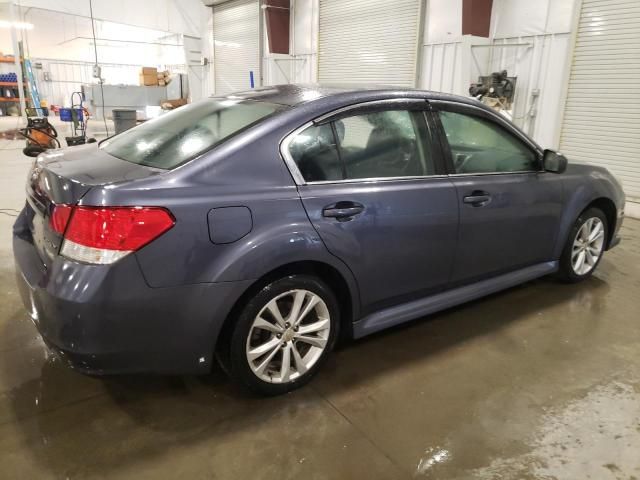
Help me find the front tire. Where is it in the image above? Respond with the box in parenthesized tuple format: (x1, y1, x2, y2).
(557, 207, 608, 283)
(218, 274, 339, 396)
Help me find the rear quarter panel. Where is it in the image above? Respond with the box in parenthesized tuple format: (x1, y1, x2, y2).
(81, 115, 361, 319)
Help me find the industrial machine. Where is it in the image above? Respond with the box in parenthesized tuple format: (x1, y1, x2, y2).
(469, 70, 517, 111)
(21, 108, 60, 157)
(20, 92, 95, 157)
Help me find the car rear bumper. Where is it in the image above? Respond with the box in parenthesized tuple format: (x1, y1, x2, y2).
(13, 223, 251, 375)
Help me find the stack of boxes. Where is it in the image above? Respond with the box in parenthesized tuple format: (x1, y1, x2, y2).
(157, 70, 171, 86)
(139, 67, 172, 87)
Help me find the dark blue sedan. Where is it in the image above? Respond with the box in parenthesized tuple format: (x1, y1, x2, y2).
(13, 85, 625, 395)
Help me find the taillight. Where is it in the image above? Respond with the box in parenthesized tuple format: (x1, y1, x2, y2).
(56, 206, 175, 265)
(50, 204, 73, 234)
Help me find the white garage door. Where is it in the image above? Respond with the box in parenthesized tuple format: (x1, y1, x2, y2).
(212, 0, 260, 95)
(559, 0, 640, 200)
(318, 0, 421, 87)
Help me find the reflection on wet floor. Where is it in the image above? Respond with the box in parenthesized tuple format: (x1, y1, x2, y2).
(0, 194, 639, 478)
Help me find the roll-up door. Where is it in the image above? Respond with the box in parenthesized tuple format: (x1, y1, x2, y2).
(559, 0, 640, 200)
(318, 0, 421, 87)
(213, 0, 260, 95)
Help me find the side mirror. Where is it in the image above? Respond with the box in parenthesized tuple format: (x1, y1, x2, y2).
(543, 149, 568, 174)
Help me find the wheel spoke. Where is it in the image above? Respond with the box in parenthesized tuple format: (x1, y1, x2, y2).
(253, 342, 282, 376)
(253, 317, 283, 333)
(297, 318, 330, 335)
(584, 249, 595, 266)
(574, 250, 586, 274)
(287, 290, 307, 323)
(588, 245, 600, 255)
(280, 344, 292, 382)
(588, 222, 603, 242)
(291, 343, 307, 374)
(295, 295, 321, 326)
(579, 222, 590, 241)
(295, 334, 327, 349)
(266, 299, 286, 328)
(247, 336, 281, 362)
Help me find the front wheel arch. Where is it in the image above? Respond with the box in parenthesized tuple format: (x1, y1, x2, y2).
(586, 197, 617, 250)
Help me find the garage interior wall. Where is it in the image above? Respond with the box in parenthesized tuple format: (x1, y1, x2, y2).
(559, 0, 640, 202)
(212, 0, 261, 94)
(0, 0, 210, 107)
(421, 0, 576, 150)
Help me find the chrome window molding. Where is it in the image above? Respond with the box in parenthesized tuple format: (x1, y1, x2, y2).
(448, 170, 543, 177)
(302, 174, 450, 186)
(312, 98, 428, 125)
(280, 121, 312, 186)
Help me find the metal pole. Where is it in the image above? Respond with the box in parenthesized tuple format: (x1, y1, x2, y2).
(9, 2, 27, 120)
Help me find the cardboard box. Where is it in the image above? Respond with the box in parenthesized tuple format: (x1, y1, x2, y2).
(141, 66, 157, 76)
(161, 98, 188, 109)
(139, 73, 158, 86)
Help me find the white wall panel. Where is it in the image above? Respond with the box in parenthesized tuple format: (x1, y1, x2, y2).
(560, 0, 640, 200)
(425, 0, 462, 43)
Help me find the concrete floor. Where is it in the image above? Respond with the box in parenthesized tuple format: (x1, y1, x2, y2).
(1, 137, 640, 479)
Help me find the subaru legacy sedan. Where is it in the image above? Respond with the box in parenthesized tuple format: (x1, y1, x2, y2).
(13, 85, 625, 395)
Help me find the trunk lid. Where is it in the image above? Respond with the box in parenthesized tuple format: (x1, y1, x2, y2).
(24, 143, 163, 267)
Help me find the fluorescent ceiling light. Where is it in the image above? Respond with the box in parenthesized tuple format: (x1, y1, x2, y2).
(0, 20, 34, 30)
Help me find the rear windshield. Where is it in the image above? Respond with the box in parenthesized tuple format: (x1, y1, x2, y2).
(101, 98, 284, 169)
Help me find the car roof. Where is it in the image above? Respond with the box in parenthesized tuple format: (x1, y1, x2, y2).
(216, 83, 483, 109)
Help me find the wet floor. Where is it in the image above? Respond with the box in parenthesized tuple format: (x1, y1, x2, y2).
(1, 145, 640, 479)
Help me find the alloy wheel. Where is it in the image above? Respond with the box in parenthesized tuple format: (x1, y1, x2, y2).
(571, 217, 605, 275)
(245, 289, 331, 384)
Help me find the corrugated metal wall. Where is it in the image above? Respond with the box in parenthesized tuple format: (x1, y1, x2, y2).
(212, 0, 261, 94)
(560, 0, 640, 200)
(317, 0, 421, 86)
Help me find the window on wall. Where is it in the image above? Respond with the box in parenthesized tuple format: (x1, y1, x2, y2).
(438, 111, 539, 174)
(288, 110, 434, 182)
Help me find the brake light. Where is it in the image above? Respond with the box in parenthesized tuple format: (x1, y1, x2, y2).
(50, 204, 73, 234)
(58, 206, 175, 265)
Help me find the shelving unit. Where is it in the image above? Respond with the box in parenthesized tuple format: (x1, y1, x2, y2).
(0, 55, 31, 115)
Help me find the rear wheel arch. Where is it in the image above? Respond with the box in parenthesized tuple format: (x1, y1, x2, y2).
(214, 260, 358, 358)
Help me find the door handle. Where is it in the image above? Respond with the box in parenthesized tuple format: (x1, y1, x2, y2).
(322, 201, 364, 219)
(463, 191, 491, 207)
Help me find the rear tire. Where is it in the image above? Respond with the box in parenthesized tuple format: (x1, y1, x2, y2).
(217, 274, 339, 396)
(557, 207, 608, 283)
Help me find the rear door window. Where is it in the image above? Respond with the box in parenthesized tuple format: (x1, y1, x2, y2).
(337, 110, 433, 179)
(102, 99, 284, 169)
(287, 109, 434, 182)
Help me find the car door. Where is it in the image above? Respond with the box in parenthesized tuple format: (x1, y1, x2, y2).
(282, 100, 459, 314)
(430, 101, 564, 284)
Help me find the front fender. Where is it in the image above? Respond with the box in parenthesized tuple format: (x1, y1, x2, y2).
(553, 165, 625, 258)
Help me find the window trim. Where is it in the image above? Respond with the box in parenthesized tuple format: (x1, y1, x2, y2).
(280, 100, 443, 186)
(430, 100, 544, 176)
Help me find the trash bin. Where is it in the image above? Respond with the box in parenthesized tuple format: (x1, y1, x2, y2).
(112, 109, 137, 134)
